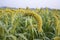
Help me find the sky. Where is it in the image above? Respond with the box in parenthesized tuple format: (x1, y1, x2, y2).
(0, 0, 60, 9)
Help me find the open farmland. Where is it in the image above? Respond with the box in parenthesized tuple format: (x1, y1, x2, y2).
(0, 8, 60, 40)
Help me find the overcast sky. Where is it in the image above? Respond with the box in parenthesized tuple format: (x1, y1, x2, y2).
(0, 0, 60, 9)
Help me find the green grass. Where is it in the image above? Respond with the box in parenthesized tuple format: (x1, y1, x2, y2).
(0, 8, 60, 40)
